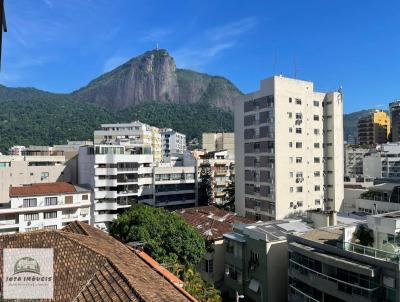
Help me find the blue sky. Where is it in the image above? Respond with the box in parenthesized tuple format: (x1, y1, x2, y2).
(2, 0, 400, 113)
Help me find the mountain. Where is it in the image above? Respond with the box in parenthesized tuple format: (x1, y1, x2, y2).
(72, 49, 242, 110)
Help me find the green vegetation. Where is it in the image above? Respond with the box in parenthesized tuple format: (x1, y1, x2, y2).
(0, 98, 233, 153)
(353, 224, 374, 246)
(110, 204, 221, 302)
(222, 179, 235, 212)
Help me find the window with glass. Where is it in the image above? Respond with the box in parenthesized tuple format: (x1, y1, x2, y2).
(23, 198, 37, 208)
(24, 213, 39, 221)
(44, 211, 57, 219)
(45, 197, 58, 206)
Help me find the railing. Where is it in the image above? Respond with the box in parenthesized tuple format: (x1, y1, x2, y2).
(289, 284, 319, 302)
(342, 241, 400, 264)
(289, 259, 380, 299)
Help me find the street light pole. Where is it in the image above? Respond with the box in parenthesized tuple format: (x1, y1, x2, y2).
(236, 291, 244, 302)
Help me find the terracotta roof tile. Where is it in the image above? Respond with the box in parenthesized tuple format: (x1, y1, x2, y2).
(177, 206, 254, 240)
(9, 182, 77, 197)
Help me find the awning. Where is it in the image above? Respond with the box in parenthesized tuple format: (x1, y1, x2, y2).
(249, 279, 260, 293)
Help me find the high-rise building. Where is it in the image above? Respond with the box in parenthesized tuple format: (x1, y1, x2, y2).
(390, 100, 400, 142)
(235, 75, 344, 221)
(160, 128, 186, 159)
(358, 110, 390, 145)
(344, 146, 369, 177)
(363, 143, 400, 178)
(202, 132, 235, 158)
(94, 121, 162, 162)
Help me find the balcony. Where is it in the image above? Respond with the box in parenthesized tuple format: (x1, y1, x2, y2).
(94, 190, 118, 199)
(95, 202, 118, 211)
(95, 178, 118, 187)
(289, 284, 319, 302)
(341, 241, 400, 264)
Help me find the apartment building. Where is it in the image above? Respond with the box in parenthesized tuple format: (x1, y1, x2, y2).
(202, 132, 235, 157)
(358, 110, 390, 146)
(354, 183, 400, 214)
(198, 150, 235, 205)
(344, 146, 369, 177)
(287, 213, 400, 302)
(0, 182, 90, 233)
(94, 121, 162, 162)
(363, 143, 400, 178)
(0, 149, 72, 204)
(235, 75, 344, 221)
(78, 144, 153, 230)
(223, 219, 311, 301)
(152, 164, 197, 209)
(390, 100, 400, 142)
(160, 128, 186, 159)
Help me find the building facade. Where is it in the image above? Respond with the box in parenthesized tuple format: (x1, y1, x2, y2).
(390, 100, 400, 142)
(78, 144, 154, 230)
(235, 75, 344, 221)
(363, 143, 400, 178)
(288, 214, 400, 302)
(160, 128, 186, 159)
(358, 110, 390, 146)
(0, 182, 91, 233)
(94, 121, 162, 163)
(344, 146, 369, 177)
(202, 132, 235, 157)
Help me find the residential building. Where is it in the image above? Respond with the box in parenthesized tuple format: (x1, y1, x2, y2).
(0, 149, 72, 204)
(202, 132, 235, 157)
(78, 144, 154, 231)
(0, 182, 91, 233)
(160, 128, 186, 159)
(346, 134, 358, 145)
(363, 143, 400, 178)
(358, 110, 390, 145)
(9, 145, 26, 155)
(177, 206, 253, 288)
(152, 164, 197, 209)
(355, 183, 400, 214)
(0, 221, 196, 301)
(390, 100, 400, 142)
(94, 121, 162, 162)
(344, 146, 369, 177)
(235, 75, 344, 221)
(223, 219, 311, 301)
(198, 150, 235, 205)
(287, 213, 400, 302)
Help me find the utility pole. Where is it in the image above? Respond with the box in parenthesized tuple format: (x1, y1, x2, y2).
(236, 291, 244, 302)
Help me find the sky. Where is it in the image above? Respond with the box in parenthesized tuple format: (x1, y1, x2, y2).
(2, 0, 400, 113)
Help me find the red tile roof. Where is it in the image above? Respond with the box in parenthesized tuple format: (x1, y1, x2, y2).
(9, 182, 77, 197)
(177, 206, 254, 240)
(0, 221, 197, 302)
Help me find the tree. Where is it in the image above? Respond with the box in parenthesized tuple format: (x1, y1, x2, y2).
(353, 224, 374, 246)
(199, 161, 213, 205)
(110, 204, 206, 266)
(222, 180, 235, 212)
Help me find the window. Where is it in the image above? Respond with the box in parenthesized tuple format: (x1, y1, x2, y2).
(288, 112, 292, 119)
(314, 143, 320, 148)
(314, 171, 321, 177)
(44, 225, 57, 230)
(41, 172, 49, 180)
(295, 98, 302, 105)
(296, 157, 302, 163)
(289, 172, 293, 178)
(289, 127, 293, 133)
(289, 142, 293, 148)
(45, 197, 57, 206)
(205, 259, 214, 273)
(290, 187, 293, 193)
(313, 115, 319, 121)
(250, 250, 260, 265)
(82, 194, 89, 200)
(315, 185, 321, 191)
(44, 211, 57, 219)
(23, 198, 37, 208)
(314, 157, 320, 163)
(295, 113, 302, 119)
(296, 128, 302, 134)
(297, 201, 303, 207)
(65, 196, 73, 204)
(313, 101, 319, 107)
(289, 97, 292, 103)
(296, 142, 302, 148)
(315, 199, 321, 205)
(225, 264, 242, 283)
(314, 129, 320, 135)
(24, 213, 39, 221)
(296, 187, 303, 192)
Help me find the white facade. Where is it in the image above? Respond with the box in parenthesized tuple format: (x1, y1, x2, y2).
(78, 144, 154, 230)
(344, 146, 369, 177)
(0, 184, 91, 233)
(363, 143, 400, 178)
(202, 132, 235, 158)
(160, 128, 186, 159)
(94, 121, 162, 162)
(235, 75, 344, 221)
(0, 151, 72, 204)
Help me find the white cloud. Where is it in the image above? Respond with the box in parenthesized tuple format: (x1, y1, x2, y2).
(208, 17, 257, 42)
(103, 55, 129, 72)
(141, 28, 173, 42)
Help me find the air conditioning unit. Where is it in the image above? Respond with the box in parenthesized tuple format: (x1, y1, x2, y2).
(27, 221, 31, 226)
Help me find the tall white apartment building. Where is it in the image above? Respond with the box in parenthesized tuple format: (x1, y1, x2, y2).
(0, 149, 73, 204)
(94, 121, 162, 163)
(235, 75, 344, 221)
(344, 145, 369, 177)
(78, 144, 154, 230)
(0, 182, 91, 233)
(160, 128, 186, 159)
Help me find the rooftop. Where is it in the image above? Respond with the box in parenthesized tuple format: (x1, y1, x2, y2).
(299, 227, 343, 246)
(177, 206, 254, 240)
(0, 221, 196, 302)
(9, 182, 90, 197)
